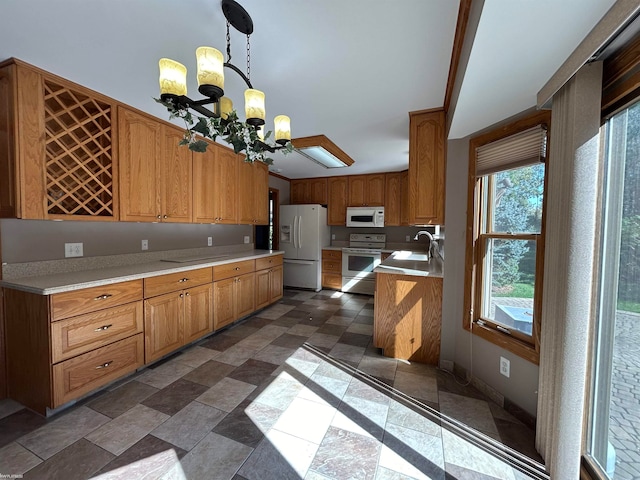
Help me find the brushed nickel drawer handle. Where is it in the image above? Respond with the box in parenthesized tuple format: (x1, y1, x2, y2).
(94, 324, 113, 332)
(95, 361, 113, 369)
(94, 294, 113, 300)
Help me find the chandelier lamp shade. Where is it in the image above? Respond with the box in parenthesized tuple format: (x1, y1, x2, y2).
(157, 0, 291, 162)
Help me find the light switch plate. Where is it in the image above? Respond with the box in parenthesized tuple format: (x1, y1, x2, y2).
(244, 236, 250, 244)
(64, 242, 83, 258)
(141, 240, 148, 251)
(207, 236, 213, 246)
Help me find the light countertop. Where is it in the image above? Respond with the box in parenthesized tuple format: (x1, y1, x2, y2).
(374, 251, 444, 278)
(0, 250, 284, 295)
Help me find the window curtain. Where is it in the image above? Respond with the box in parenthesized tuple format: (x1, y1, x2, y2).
(535, 61, 603, 477)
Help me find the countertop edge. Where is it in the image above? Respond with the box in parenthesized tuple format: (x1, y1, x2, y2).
(374, 266, 444, 278)
(0, 250, 285, 295)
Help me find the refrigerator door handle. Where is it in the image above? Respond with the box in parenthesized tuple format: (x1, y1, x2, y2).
(293, 215, 298, 249)
(283, 259, 315, 265)
(298, 215, 302, 249)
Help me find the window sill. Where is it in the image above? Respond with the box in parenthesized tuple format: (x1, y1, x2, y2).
(466, 322, 539, 365)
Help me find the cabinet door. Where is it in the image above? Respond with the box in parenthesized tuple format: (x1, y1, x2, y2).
(0, 64, 18, 218)
(213, 277, 236, 330)
(237, 159, 255, 224)
(290, 179, 307, 204)
(213, 147, 238, 224)
(119, 107, 162, 222)
(309, 178, 328, 205)
(144, 292, 183, 362)
(367, 174, 386, 206)
(192, 144, 217, 223)
(400, 170, 409, 226)
(348, 176, 366, 206)
(270, 265, 283, 303)
(255, 268, 271, 310)
(408, 110, 445, 225)
(384, 172, 402, 226)
(328, 176, 348, 225)
(162, 125, 192, 223)
(236, 272, 255, 319)
(183, 283, 213, 344)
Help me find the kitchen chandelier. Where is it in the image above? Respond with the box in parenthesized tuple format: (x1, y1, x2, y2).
(157, 0, 292, 163)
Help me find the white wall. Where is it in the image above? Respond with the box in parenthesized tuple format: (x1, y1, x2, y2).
(443, 137, 540, 416)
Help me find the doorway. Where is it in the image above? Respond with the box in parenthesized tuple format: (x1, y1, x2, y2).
(255, 188, 279, 250)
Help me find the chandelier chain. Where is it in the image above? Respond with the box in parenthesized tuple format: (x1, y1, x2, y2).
(246, 34, 251, 81)
(226, 21, 232, 63)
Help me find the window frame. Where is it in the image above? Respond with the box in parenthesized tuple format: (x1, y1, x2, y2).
(463, 110, 551, 364)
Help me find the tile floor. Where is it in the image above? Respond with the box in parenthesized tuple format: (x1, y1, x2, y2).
(0, 289, 548, 479)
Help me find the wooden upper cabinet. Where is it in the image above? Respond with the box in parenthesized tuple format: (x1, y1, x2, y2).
(162, 125, 193, 223)
(400, 170, 409, 226)
(0, 59, 118, 221)
(238, 159, 269, 225)
(384, 172, 402, 226)
(213, 147, 239, 224)
(348, 174, 385, 207)
(118, 107, 162, 222)
(291, 178, 328, 205)
(408, 109, 445, 225)
(327, 176, 349, 225)
(192, 143, 217, 223)
(119, 108, 193, 223)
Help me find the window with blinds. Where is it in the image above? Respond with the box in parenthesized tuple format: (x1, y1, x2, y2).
(464, 114, 550, 363)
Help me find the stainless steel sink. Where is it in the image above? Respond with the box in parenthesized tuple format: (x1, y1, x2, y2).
(378, 251, 443, 275)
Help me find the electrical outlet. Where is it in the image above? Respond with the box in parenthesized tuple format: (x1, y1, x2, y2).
(64, 242, 83, 258)
(207, 236, 213, 247)
(244, 235, 250, 244)
(406, 235, 411, 242)
(500, 356, 510, 378)
(331, 234, 336, 240)
(141, 240, 148, 251)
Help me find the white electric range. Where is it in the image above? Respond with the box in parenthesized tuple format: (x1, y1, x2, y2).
(341, 233, 386, 295)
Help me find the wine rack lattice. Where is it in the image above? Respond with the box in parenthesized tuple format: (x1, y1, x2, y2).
(44, 80, 114, 217)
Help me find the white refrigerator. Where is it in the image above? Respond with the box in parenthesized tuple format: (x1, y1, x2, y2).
(280, 204, 331, 291)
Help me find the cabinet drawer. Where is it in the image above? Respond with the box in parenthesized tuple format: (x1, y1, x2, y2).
(144, 268, 213, 298)
(322, 249, 342, 260)
(213, 260, 255, 280)
(322, 259, 342, 274)
(322, 273, 342, 290)
(51, 280, 143, 322)
(255, 255, 283, 271)
(51, 301, 143, 363)
(52, 334, 144, 407)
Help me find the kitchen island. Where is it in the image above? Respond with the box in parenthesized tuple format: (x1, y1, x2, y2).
(373, 251, 443, 365)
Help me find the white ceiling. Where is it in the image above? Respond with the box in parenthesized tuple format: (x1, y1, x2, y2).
(0, 0, 618, 179)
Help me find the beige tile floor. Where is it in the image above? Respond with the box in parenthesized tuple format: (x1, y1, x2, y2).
(0, 289, 548, 479)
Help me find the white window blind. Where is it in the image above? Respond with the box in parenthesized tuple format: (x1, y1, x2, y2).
(476, 125, 547, 177)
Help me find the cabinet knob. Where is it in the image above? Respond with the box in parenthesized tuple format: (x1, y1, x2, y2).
(94, 324, 113, 332)
(178, 278, 189, 283)
(163, 215, 168, 219)
(95, 361, 113, 369)
(180, 293, 184, 298)
(94, 294, 113, 301)
(157, 215, 161, 219)
(234, 267, 240, 271)
(185, 292, 190, 296)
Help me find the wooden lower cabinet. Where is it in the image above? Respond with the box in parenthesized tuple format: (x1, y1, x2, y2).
(256, 265, 284, 310)
(144, 284, 213, 363)
(322, 249, 342, 290)
(373, 273, 442, 365)
(214, 272, 255, 330)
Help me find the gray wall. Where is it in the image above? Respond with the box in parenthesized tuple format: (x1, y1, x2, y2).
(0, 219, 252, 264)
(444, 137, 540, 416)
(330, 226, 437, 247)
(269, 174, 291, 206)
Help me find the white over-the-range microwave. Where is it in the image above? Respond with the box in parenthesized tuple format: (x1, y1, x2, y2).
(346, 206, 385, 228)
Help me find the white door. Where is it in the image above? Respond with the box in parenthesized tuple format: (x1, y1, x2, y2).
(296, 204, 321, 261)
